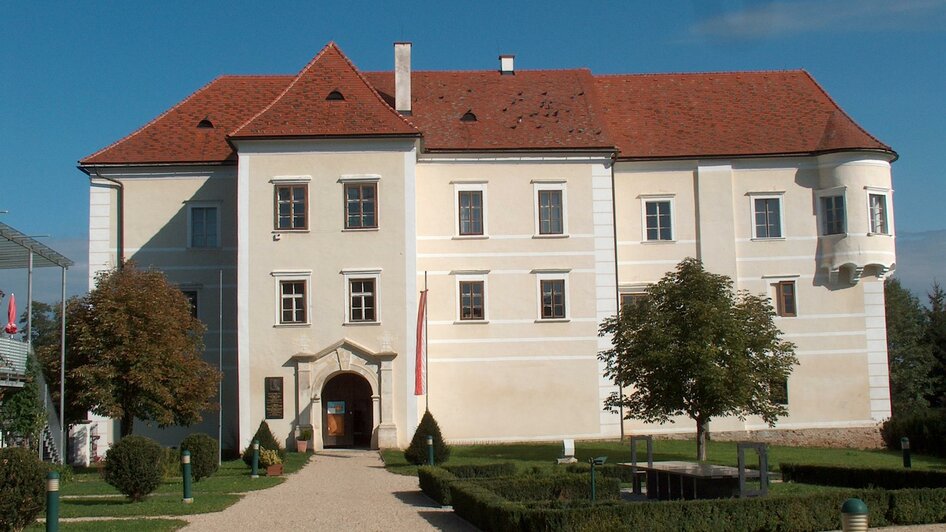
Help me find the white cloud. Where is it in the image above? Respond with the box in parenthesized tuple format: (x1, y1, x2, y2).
(689, 0, 946, 40)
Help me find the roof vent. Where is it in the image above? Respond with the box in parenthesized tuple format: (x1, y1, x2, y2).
(499, 54, 515, 75)
(460, 111, 477, 122)
(197, 118, 214, 129)
(326, 90, 345, 101)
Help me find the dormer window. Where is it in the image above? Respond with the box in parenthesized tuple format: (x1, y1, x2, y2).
(197, 118, 214, 129)
(460, 111, 477, 122)
(326, 90, 345, 101)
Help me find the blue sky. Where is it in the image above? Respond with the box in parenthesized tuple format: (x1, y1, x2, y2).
(1, 0, 944, 302)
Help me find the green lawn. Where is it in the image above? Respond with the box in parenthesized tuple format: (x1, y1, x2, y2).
(55, 452, 311, 518)
(381, 439, 946, 476)
(28, 519, 188, 531)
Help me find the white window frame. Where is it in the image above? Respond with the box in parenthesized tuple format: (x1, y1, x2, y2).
(186, 202, 221, 249)
(339, 175, 381, 232)
(748, 192, 785, 240)
(453, 181, 488, 238)
(816, 187, 847, 236)
(453, 271, 489, 323)
(534, 269, 570, 322)
(271, 270, 312, 327)
(532, 180, 568, 238)
(865, 187, 891, 236)
(639, 194, 675, 242)
(270, 176, 311, 233)
(342, 269, 381, 325)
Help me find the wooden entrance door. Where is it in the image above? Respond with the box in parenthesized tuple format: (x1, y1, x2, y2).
(321, 373, 372, 448)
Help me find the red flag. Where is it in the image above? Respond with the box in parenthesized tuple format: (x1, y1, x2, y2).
(4, 293, 18, 334)
(414, 290, 427, 395)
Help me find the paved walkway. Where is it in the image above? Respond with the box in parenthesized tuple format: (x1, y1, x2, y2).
(182, 450, 476, 531)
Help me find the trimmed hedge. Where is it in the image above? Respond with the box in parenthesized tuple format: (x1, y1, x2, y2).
(476, 474, 620, 502)
(449, 481, 913, 532)
(103, 435, 166, 501)
(781, 463, 946, 489)
(418, 462, 519, 505)
(180, 433, 220, 481)
(881, 410, 946, 457)
(564, 462, 639, 482)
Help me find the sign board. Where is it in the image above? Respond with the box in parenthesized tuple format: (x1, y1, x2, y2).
(264, 377, 283, 419)
(326, 401, 345, 415)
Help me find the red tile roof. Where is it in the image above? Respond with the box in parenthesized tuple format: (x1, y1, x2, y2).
(80, 45, 894, 166)
(230, 43, 418, 139)
(363, 69, 613, 151)
(595, 70, 891, 159)
(82, 75, 291, 165)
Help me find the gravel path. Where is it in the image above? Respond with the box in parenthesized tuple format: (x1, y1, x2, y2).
(182, 450, 476, 531)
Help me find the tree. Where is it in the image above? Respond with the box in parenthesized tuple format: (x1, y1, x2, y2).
(0, 357, 46, 450)
(19, 300, 60, 350)
(59, 262, 220, 437)
(928, 282, 946, 407)
(599, 258, 797, 461)
(884, 278, 934, 415)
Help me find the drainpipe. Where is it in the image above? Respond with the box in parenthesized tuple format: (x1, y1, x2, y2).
(608, 152, 624, 440)
(88, 169, 124, 270)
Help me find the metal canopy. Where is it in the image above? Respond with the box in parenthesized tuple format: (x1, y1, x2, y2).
(0, 221, 74, 270)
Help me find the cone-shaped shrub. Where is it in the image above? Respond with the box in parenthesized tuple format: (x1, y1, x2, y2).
(103, 435, 165, 501)
(180, 433, 219, 481)
(242, 420, 285, 467)
(405, 410, 451, 465)
(0, 447, 46, 531)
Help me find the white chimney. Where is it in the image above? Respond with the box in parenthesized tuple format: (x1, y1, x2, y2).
(499, 54, 515, 75)
(394, 42, 412, 115)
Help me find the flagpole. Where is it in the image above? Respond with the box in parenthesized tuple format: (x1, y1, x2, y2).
(424, 271, 429, 412)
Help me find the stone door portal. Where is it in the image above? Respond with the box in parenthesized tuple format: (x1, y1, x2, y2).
(321, 372, 373, 448)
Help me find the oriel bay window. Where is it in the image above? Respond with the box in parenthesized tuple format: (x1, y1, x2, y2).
(821, 195, 845, 235)
(275, 184, 307, 230)
(345, 182, 378, 229)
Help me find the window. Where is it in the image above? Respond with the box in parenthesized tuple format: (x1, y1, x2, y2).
(821, 195, 845, 235)
(533, 182, 567, 236)
(349, 278, 376, 322)
(344, 183, 378, 229)
(752, 196, 782, 239)
(538, 190, 564, 235)
(458, 281, 485, 320)
(620, 293, 647, 312)
(775, 281, 797, 317)
(188, 204, 219, 248)
(770, 378, 788, 405)
(275, 184, 307, 230)
(540, 279, 566, 319)
(181, 290, 198, 318)
(643, 199, 673, 241)
(280, 280, 306, 324)
(458, 190, 484, 236)
(868, 193, 889, 235)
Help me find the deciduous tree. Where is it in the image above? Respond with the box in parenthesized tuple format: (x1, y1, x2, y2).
(884, 278, 934, 415)
(60, 263, 220, 436)
(928, 282, 946, 407)
(599, 258, 797, 461)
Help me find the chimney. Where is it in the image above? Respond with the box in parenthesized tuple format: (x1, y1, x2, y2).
(499, 54, 515, 75)
(394, 42, 412, 115)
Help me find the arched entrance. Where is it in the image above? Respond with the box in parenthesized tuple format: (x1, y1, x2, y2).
(321, 372, 373, 448)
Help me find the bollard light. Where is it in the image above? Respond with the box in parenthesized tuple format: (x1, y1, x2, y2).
(901, 436, 912, 468)
(182, 450, 194, 504)
(841, 498, 868, 532)
(426, 435, 434, 466)
(46, 471, 59, 532)
(251, 439, 260, 479)
(589, 456, 608, 502)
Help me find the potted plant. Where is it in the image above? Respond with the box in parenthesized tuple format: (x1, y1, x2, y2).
(259, 448, 283, 476)
(296, 427, 313, 453)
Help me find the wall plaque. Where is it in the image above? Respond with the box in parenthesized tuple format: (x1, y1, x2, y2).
(264, 377, 284, 419)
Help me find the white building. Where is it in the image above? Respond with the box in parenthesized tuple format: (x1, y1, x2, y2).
(78, 42, 896, 454)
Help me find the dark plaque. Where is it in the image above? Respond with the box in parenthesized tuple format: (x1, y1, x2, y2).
(264, 377, 284, 419)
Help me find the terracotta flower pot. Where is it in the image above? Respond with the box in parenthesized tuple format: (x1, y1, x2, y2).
(266, 463, 283, 476)
(296, 440, 308, 453)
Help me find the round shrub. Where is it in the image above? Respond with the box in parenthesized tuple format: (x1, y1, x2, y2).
(180, 433, 219, 482)
(103, 435, 165, 501)
(0, 447, 46, 532)
(404, 410, 451, 465)
(242, 420, 285, 467)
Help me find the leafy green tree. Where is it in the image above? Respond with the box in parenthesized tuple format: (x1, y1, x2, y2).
(0, 357, 46, 450)
(884, 278, 934, 415)
(19, 300, 60, 350)
(60, 262, 220, 436)
(599, 258, 797, 461)
(928, 282, 946, 407)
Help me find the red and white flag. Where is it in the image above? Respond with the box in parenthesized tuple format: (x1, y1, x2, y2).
(414, 290, 427, 395)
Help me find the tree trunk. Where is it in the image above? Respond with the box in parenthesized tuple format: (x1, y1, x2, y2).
(120, 412, 134, 438)
(696, 417, 709, 462)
